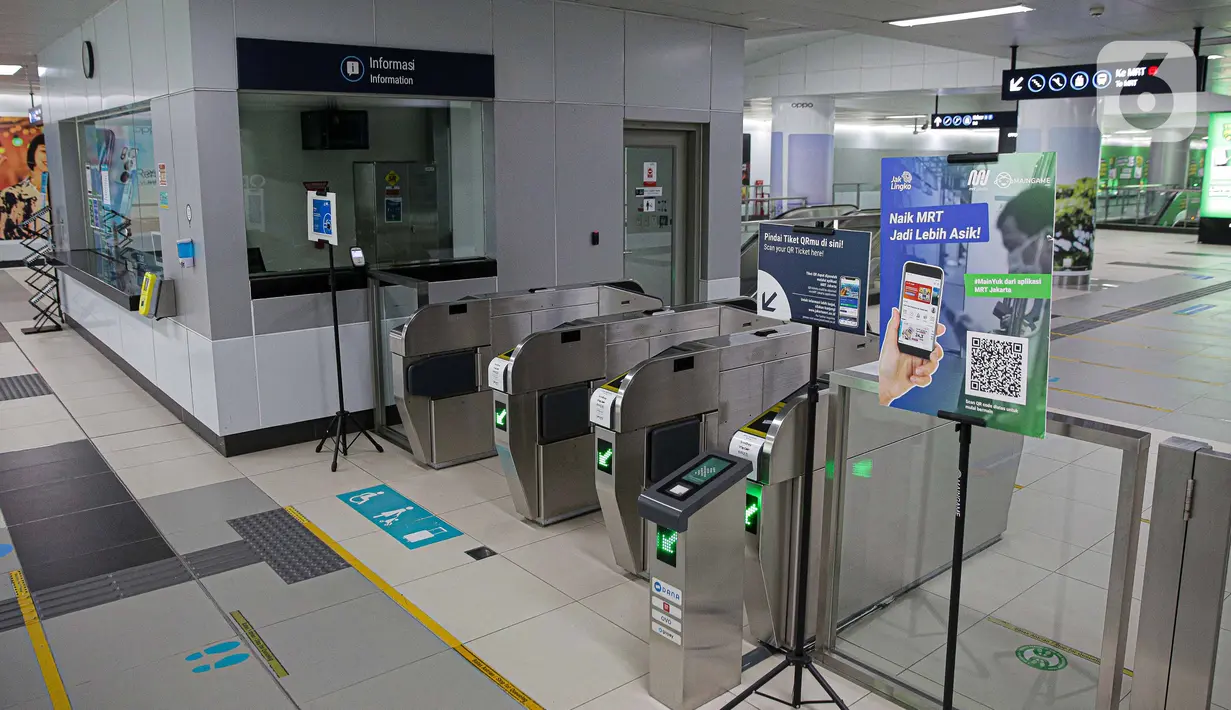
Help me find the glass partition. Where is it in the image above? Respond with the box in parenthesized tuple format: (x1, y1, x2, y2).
(819, 372, 1150, 710)
(1095, 185, 1200, 231)
(238, 93, 492, 276)
(75, 105, 162, 281)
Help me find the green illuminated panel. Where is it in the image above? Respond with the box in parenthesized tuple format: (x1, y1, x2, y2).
(596, 439, 614, 474)
(656, 525, 678, 567)
(1203, 113, 1231, 218)
(852, 458, 873, 478)
(494, 403, 508, 431)
(745, 482, 763, 534)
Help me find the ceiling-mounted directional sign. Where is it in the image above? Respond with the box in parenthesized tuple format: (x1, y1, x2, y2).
(1001, 60, 1166, 101)
(930, 112, 1017, 130)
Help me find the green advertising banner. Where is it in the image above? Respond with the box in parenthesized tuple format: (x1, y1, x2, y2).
(1201, 113, 1231, 218)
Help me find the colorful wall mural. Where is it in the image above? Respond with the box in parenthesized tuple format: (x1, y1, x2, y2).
(0, 117, 47, 241)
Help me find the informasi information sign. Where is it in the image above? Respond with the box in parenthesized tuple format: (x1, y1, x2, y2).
(877, 153, 1056, 438)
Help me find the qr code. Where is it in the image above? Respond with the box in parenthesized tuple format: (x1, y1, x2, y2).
(964, 331, 1029, 406)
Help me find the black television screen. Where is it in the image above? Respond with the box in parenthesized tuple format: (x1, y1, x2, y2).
(301, 110, 369, 150)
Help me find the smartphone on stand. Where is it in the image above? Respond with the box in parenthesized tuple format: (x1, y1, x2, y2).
(897, 261, 944, 359)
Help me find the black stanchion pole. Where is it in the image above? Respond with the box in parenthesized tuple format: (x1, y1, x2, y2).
(723, 324, 849, 710)
(936, 411, 985, 709)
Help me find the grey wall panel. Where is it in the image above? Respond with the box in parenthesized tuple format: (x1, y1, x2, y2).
(234, 0, 376, 45)
(193, 91, 253, 339)
(189, 0, 238, 91)
(95, 1, 134, 111)
(53, 28, 87, 120)
(624, 106, 710, 124)
(493, 0, 554, 101)
(128, 0, 170, 102)
(554, 3, 623, 104)
(710, 25, 745, 112)
(150, 97, 182, 286)
(624, 13, 710, 110)
(494, 102, 556, 291)
(706, 111, 742, 280)
(375, 0, 493, 53)
(252, 291, 369, 335)
(168, 92, 211, 338)
(164, 0, 193, 94)
(555, 103, 623, 284)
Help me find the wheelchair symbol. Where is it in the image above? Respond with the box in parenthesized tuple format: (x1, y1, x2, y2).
(350, 491, 385, 505)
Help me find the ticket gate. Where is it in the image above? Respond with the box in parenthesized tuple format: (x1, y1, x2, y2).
(591, 324, 837, 576)
(729, 384, 824, 651)
(389, 281, 659, 468)
(639, 452, 750, 710)
(491, 300, 776, 525)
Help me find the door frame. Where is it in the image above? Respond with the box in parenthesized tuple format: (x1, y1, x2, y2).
(623, 122, 705, 305)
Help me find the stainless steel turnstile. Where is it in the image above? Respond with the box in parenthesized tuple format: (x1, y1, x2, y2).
(731, 383, 825, 651)
(1134, 437, 1231, 710)
(592, 324, 853, 576)
(639, 452, 751, 710)
(492, 300, 776, 525)
(388, 281, 660, 469)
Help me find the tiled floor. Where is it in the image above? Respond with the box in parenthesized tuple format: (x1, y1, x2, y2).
(0, 234, 1229, 709)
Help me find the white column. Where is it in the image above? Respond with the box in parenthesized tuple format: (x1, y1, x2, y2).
(1017, 98, 1101, 282)
(770, 97, 835, 208)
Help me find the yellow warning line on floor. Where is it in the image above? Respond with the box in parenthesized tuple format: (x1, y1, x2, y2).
(1047, 386, 1174, 413)
(230, 610, 288, 677)
(986, 615, 1133, 678)
(9, 571, 71, 709)
(1049, 355, 1226, 386)
(284, 506, 546, 710)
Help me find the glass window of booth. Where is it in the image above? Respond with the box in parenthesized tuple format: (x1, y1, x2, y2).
(77, 106, 163, 275)
(238, 93, 492, 275)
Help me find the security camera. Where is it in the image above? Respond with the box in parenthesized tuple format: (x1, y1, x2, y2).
(1089, 4, 1105, 17)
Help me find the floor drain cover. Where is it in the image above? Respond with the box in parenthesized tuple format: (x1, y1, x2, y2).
(464, 546, 498, 561)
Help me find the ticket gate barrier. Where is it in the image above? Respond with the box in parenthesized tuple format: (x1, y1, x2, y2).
(389, 281, 659, 468)
(730, 383, 825, 652)
(491, 299, 775, 525)
(639, 451, 750, 710)
(592, 324, 846, 576)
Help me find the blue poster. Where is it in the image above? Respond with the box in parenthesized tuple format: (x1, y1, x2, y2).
(339, 485, 463, 550)
(878, 154, 1056, 438)
(312, 198, 333, 236)
(756, 226, 872, 335)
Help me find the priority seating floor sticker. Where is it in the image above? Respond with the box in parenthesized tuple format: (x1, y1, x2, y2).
(340, 485, 462, 550)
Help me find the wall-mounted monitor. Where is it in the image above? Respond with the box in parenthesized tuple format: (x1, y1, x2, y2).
(301, 110, 369, 150)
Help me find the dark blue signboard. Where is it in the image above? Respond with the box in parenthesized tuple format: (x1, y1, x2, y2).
(1001, 60, 1166, 101)
(756, 226, 872, 335)
(237, 38, 495, 98)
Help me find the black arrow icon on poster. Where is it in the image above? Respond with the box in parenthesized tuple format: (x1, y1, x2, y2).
(761, 292, 778, 311)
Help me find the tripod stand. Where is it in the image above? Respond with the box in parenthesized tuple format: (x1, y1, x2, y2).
(723, 324, 849, 710)
(315, 237, 383, 472)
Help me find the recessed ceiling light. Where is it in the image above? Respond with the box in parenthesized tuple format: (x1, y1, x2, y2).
(886, 4, 1033, 27)
(37, 66, 46, 76)
(0, 65, 22, 76)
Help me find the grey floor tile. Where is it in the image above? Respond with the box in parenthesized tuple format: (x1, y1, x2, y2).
(43, 582, 236, 686)
(0, 627, 53, 709)
(66, 637, 295, 710)
(165, 523, 244, 555)
(3, 696, 53, 710)
(257, 591, 447, 703)
(139, 477, 280, 537)
(0, 528, 19, 575)
(202, 564, 376, 630)
(307, 649, 524, 710)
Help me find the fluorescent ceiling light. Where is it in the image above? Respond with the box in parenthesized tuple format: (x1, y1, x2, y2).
(887, 4, 1032, 27)
(884, 114, 927, 119)
(0, 65, 22, 76)
(1210, 54, 1224, 60)
(37, 67, 46, 76)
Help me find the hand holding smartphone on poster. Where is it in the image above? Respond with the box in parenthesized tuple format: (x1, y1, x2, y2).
(878, 262, 946, 405)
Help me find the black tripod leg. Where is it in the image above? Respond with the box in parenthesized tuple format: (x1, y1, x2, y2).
(349, 414, 384, 452)
(806, 662, 852, 710)
(723, 658, 790, 708)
